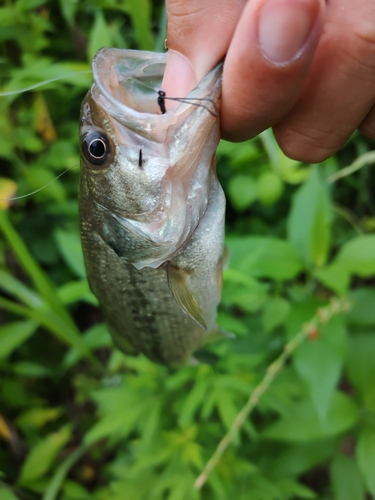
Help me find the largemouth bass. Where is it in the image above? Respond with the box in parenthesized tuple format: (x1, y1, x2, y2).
(79, 48, 226, 365)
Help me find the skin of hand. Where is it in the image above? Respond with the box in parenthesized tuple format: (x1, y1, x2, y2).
(162, 0, 375, 163)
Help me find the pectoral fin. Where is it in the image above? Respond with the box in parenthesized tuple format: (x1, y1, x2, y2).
(167, 264, 207, 330)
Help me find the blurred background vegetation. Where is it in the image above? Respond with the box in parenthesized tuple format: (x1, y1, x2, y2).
(1, 1, 375, 499)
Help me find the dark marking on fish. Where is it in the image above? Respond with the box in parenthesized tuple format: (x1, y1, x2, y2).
(138, 148, 143, 167)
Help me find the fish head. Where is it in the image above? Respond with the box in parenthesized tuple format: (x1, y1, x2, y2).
(79, 48, 222, 268)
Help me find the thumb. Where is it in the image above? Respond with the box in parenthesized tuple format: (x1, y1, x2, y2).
(162, 0, 246, 98)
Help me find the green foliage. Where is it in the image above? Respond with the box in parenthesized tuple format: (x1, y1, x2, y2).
(1, 1, 375, 499)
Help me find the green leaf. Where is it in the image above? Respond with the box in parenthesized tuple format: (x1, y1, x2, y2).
(260, 129, 307, 184)
(262, 392, 358, 441)
(330, 453, 365, 500)
(356, 427, 375, 496)
(88, 12, 113, 61)
(178, 378, 209, 428)
(287, 166, 331, 267)
(0, 296, 96, 364)
(42, 444, 88, 500)
(19, 425, 72, 484)
(0, 8, 15, 27)
(17, 407, 63, 430)
(293, 315, 347, 421)
(64, 323, 111, 367)
(227, 236, 303, 281)
(25, 167, 65, 202)
(262, 297, 290, 333)
(16, 0, 47, 12)
(0, 211, 78, 333)
(277, 478, 316, 499)
(286, 297, 323, 341)
(12, 361, 50, 377)
(216, 386, 239, 432)
(0, 269, 42, 308)
(58, 280, 97, 306)
(222, 276, 268, 313)
(0, 320, 38, 359)
(334, 235, 375, 277)
(346, 333, 375, 412)
(58, 0, 78, 26)
(348, 288, 375, 326)
(126, 0, 154, 50)
(318, 236, 375, 295)
(264, 440, 337, 478)
(62, 481, 90, 499)
(257, 171, 284, 206)
(217, 139, 261, 167)
(227, 175, 258, 211)
(54, 229, 86, 279)
(0, 488, 19, 500)
(217, 311, 249, 336)
(314, 262, 350, 295)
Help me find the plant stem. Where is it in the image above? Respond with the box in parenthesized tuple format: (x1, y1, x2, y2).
(327, 151, 375, 184)
(194, 297, 351, 490)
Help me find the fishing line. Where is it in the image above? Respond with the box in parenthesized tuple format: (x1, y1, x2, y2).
(157, 90, 219, 117)
(0, 166, 77, 202)
(0, 70, 92, 97)
(126, 78, 218, 116)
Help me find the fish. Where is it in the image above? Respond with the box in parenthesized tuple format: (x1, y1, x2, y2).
(79, 48, 226, 365)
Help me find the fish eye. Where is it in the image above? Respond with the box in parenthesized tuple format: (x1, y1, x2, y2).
(82, 131, 111, 166)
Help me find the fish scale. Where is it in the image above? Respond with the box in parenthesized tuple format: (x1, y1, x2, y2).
(81, 222, 204, 364)
(79, 49, 226, 365)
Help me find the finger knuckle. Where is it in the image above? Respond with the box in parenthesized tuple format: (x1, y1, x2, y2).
(273, 124, 342, 163)
(340, 21, 375, 76)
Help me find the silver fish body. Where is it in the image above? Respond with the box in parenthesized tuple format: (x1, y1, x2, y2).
(79, 48, 225, 365)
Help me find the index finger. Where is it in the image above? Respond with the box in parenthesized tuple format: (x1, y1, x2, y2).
(163, 0, 246, 98)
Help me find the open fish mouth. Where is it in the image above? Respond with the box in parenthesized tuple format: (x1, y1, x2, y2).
(90, 48, 222, 142)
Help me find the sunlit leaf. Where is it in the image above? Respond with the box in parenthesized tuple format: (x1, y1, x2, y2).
(0, 178, 17, 209)
(227, 175, 258, 211)
(88, 11, 113, 61)
(16, 407, 64, 430)
(0, 320, 38, 359)
(257, 171, 284, 206)
(288, 166, 331, 267)
(334, 234, 375, 277)
(0, 488, 19, 500)
(126, 0, 154, 50)
(19, 425, 72, 483)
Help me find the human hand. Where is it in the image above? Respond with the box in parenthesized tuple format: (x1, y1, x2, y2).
(162, 0, 375, 163)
